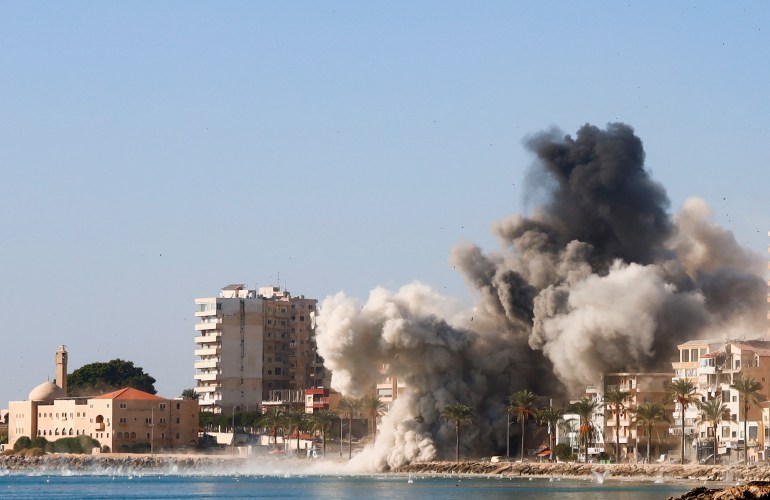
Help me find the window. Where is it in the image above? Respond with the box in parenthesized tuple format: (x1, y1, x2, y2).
(159, 404, 166, 410)
(275, 367, 282, 375)
(120, 403, 127, 409)
(119, 418, 127, 424)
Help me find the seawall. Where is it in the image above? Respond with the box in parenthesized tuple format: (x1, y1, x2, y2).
(0, 454, 248, 474)
(393, 461, 770, 482)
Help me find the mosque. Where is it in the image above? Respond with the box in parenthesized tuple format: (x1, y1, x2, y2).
(7, 346, 199, 452)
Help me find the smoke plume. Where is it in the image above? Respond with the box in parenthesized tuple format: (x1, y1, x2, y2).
(315, 122, 766, 471)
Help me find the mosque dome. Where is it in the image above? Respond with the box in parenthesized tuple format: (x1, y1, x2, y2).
(28, 381, 65, 402)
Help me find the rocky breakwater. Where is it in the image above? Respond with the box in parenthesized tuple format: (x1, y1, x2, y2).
(672, 481, 770, 500)
(0, 454, 248, 474)
(394, 461, 770, 482)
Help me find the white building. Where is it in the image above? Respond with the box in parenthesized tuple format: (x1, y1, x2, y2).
(194, 284, 323, 414)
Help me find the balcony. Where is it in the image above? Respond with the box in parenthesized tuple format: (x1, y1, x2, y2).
(194, 372, 220, 382)
(194, 359, 220, 370)
(195, 321, 220, 331)
(194, 347, 220, 357)
(194, 333, 221, 344)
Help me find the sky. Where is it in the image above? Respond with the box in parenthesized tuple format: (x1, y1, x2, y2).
(1, 2, 768, 406)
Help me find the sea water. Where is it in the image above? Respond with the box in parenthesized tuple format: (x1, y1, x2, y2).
(0, 473, 702, 499)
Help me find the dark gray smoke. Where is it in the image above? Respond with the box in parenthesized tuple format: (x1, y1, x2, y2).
(315, 123, 766, 471)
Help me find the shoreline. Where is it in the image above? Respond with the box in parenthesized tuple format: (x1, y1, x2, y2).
(1, 454, 769, 483)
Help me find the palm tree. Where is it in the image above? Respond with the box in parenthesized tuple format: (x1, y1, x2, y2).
(630, 401, 669, 463)
(311, 410, 337, 459)
(440, 403, 475, 462)
(181, 388, 199, 400)
(337, 397, 361, 459)
(730, 376, 764, 465)
(361, 395, 387, 439)
(666, 378, 701, 464)
(569, 398, 600, 463)
(262, 408, 284, 451)
(603, 388, 633, 462)
(507, 390, 538, 462)
(285, 409, 307, 455)
(536, 406, 562, 462)
(698, 398, 729, 465)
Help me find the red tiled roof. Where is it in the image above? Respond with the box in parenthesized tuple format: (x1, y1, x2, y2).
(91, 387, 164, 401)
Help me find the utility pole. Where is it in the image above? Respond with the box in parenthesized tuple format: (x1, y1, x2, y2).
(506, 413, 511, 458)
(150, 406, 155, 456)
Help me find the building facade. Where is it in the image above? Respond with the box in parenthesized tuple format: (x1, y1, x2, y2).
(588, 372, 676, 461)
(193, 284, 328, 414)
(8, 347, 198, 452)
(672, 338, 770, 462)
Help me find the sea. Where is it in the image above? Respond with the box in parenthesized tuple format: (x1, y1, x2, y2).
(0, 472, 710, 499)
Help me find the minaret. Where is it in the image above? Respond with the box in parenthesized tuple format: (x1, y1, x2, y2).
(55, 345, 68, 396)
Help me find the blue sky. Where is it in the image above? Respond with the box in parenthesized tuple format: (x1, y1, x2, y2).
(1, 2, 768, 405)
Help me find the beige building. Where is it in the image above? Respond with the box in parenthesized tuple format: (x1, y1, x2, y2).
(8, 347, 198, 452)
(589, 372, 676, 461)
(194, 284, 328, 414)
(375, 364, 407, 412)
(673, 338, 770, 462)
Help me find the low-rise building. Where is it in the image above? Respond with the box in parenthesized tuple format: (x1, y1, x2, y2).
(7, 346, 198, 452)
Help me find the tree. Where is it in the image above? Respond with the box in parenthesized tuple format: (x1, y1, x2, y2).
(630, 401, 669, 463)
(666, 378, 701, 464)
(181, 389, 199, 400)
(311, 410, 337, 459)
(284, 409, 307, 455)
(698, 398, 729, 465)
(536, 406, 562, 462)
(439, 403, 475, 462)
(730, 376, 765, 465)
(261, 408, 284, 451)
(67, 359, 157, 396)
(337, 397, 361, 459)
(569, 398, 600, 463)
(603, 388, 633, 462)
(361, 395, 387, 439)
(507, 390, 538, 462)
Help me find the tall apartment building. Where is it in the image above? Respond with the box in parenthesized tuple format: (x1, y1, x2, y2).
(193, 284, 328, 414)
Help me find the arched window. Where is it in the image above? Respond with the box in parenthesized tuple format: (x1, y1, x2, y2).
(69, 428, 73, 436)
(130, 432, 136, 439)
(54, 428, 59, 436)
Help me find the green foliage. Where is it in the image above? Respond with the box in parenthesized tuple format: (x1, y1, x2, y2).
(30, 436, 48, 449)
(13, 436, 32, 452)
(199, 410, 260, 430)
(554, 443, 575, 462)
(45, 436, 100, 454)
(68, 359, 157, 396)
(181, 389, 199, 400)
(0, 427, 8, 445)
